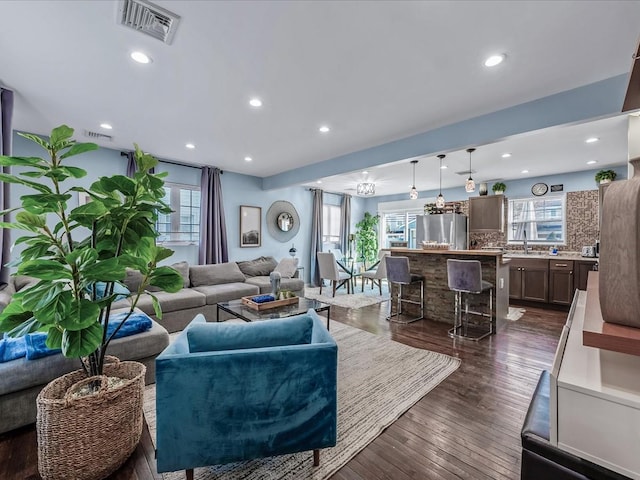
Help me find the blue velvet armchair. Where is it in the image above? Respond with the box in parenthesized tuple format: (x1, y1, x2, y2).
(155, 309, 338, 477)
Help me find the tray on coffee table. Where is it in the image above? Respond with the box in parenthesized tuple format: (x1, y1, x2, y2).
(241, 295, 299, 311)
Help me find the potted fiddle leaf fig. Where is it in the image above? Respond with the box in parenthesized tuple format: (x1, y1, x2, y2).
(0, 125, 183, 480)
(355, 212, 380, 268)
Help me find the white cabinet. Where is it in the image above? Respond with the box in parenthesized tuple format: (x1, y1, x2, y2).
(550, 273, 640, 479)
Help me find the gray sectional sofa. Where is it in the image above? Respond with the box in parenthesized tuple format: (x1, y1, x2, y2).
(0, 256, 302, 434)
(114, 255, 304, 333)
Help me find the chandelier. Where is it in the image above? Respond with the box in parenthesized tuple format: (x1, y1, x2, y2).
(356, 182, 375, 196)
(465, 148, 476, 193)
(436, 154, 446, 208)
(409, 160, 418, 199)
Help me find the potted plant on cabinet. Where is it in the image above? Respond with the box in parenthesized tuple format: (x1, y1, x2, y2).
(595, 169, 617, 184)
(492, 182, 507, 195)
(0, 125, 183, 480)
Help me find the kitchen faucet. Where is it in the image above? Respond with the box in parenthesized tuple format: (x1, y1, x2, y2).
(523, 230, 529, 254)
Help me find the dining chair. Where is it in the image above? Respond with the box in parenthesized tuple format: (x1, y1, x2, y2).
(317, 252, 352, 296)
(361, 250, 389, 294)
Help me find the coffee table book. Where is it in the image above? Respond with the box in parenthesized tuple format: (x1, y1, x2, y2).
(241, 295, 299, 311)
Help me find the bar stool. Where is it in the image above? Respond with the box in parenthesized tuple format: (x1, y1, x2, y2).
(446, 259, 494, 341)
(385, 256, 424, 324)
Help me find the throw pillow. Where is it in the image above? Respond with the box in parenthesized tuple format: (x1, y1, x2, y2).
(236, 256, 278, 277)
(274, 257, 299, 278)
(147, 261, 190, 292)
(92, 282, 130, 301)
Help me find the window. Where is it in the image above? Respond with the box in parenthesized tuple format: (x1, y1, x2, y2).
(508, 195, 566, 245)
(322, 204, 341, 244)
(382, 212, 418, 248)
(157, 183, 201, 244)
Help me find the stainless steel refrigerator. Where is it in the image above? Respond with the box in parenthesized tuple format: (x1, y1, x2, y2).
(416, 214, 468, 250)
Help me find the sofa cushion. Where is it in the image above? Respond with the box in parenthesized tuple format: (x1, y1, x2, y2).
(132, 289, 206, 316)
(190, 263, 246, 287)
(274, 258, 298, 278)
(245, 276, 304, 295)
(0, 316, 169, 396)
(187, 314, 313, 353)
(236, 256, 277, 277)
(191, 283, 259, 305)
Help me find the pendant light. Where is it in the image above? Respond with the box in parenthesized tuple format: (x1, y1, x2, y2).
(465, 148, 476, 193)
(409, 160, 418, 199)
(436, 154, 446, 208)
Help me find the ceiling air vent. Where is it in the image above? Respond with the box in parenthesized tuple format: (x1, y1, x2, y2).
(117, 0, 180, 45)
(83, 130, 113, 142)
(455, 169, 476, 176)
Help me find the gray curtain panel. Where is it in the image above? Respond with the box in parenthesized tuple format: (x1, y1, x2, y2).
(340, 194, 351, 257)
(0, 88, 14, 286)
(310, 189, 324, 287)
(199, 166, 228, 264)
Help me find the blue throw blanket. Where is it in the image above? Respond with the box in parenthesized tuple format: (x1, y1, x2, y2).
(0, 311, 152, 363)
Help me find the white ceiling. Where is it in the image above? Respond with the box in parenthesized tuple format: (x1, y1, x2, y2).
(1, 0, 639, 195)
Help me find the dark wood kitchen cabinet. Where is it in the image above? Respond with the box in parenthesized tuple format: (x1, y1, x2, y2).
(469, 196, 504, 232)
(575, 261, 597, 291)
(549, 260, 574, 305)
(509, 258, 549, 302)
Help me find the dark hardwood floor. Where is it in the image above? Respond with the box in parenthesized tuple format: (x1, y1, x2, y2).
(0, 302, 566, 480)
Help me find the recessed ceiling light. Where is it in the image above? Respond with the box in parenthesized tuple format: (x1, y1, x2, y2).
(244, 156, 252, 162)
(100, 123, 112, 130)
(440, 164, 448, 170)
(130, 51, 151, 64)
(362, 170, 369, 175)
(501, 153, 511, 158)
(249, 98, 262, 107)
(587, 160, 597, 165)
(316, 180, 322, 184)
(185, 143, 195, 149)
(521, 169, 529, 174)
(319, 125, 330, 133)
(484, 54, 505, 67)
(586, 137, 599, 143)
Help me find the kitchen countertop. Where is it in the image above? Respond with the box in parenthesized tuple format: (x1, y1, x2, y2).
(503, 252, 598, 261)
(388, 247, 503, 257)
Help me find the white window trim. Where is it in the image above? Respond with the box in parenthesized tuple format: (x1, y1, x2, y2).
(157, 182, 201, 245)
(507, 193, 567, 246)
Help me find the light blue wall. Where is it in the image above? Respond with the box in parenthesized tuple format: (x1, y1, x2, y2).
(364, 165, 629, 213)
(7, 132, 327, 282)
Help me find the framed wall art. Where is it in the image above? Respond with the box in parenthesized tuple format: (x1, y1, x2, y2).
(239, 205, 261, 247)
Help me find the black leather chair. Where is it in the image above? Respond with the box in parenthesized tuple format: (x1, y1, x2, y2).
(521, 371, 630, 480)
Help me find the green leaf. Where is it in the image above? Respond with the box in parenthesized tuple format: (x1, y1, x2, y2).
(20, 171, 46, 178)
(150, 293, 162, 319)
(21, 193, 71, 215)
(21, 242, 55, 262)
(81, 257, 125, 282)
(17, 132, 49, 150)
(45, 327, 63, 350)
(49, 125, 74, 147)
(117, 254, 148, 273)
(152, 246, 175, 263)
(60, 143, 97, 160)
(68, 199, 108, 225)
(0, 173, 52, 193)
(15, 211, 46, 228)
(0, 221, 39, 233)
(148, 266, 183, 293)
(32, 289, 71, 324)
(0, 156, 45, 167)
(65, 247, 98, 268)
(18, 260, 73, 281)
(0, 300, 34, 334)
(61, 321, 102, 357)
(134, 144, 159, 172)
(97, 175, 136, 197)
(8, 317, 44, 337)
(60, 299, 100, 331)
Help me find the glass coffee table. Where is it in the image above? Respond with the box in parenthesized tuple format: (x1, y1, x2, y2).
(216, 297, 331, 330)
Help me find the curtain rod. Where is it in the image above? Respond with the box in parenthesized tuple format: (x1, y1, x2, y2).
(120, 151, 223, 173)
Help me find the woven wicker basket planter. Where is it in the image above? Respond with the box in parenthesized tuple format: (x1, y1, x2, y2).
(36, 357, 146, 480)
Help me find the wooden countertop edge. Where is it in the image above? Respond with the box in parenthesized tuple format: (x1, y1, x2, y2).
(386, 248, 503, 257)
(582, 271, 640, 356)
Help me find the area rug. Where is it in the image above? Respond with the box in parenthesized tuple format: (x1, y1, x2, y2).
(144, 320, 460, 480)
(507, 307, 526, 321)
(304, 286, 389, 309)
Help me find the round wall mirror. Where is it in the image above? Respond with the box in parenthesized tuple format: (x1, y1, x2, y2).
(277, 212, 294, 232)
(267, 201, 300, 242)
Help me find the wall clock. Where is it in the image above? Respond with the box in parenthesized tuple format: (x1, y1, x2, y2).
(531, 182, 548, 196)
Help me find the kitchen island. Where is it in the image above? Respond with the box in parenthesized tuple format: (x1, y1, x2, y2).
(387, 248, 510, 332)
